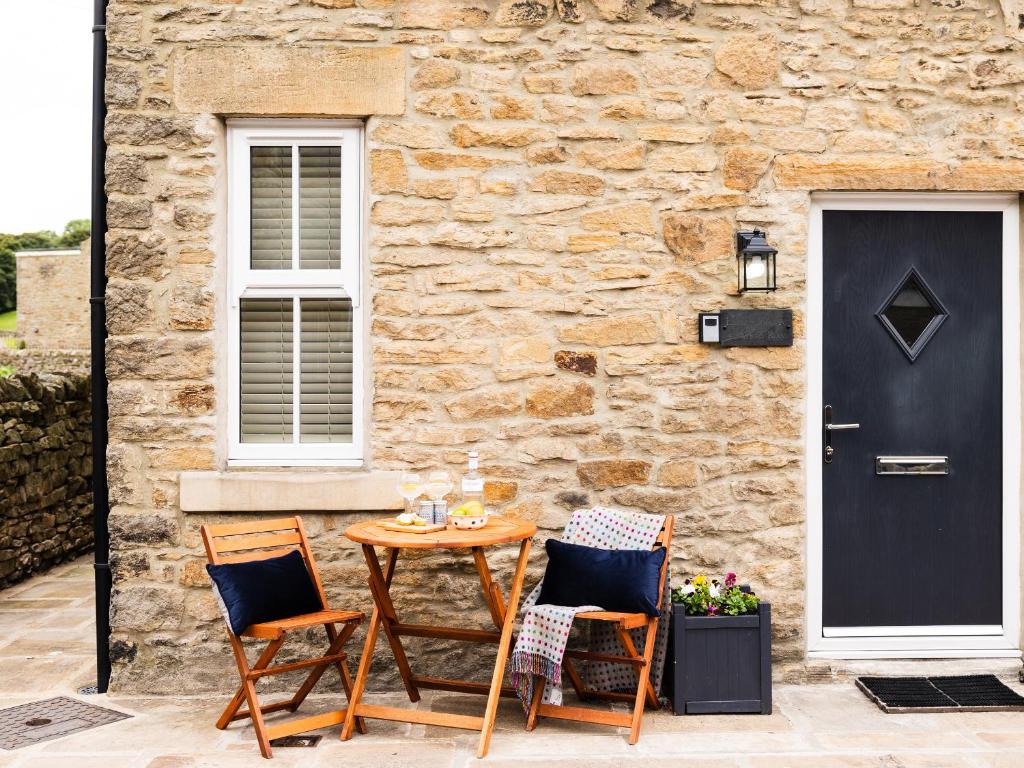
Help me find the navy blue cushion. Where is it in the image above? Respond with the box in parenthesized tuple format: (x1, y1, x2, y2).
(206, 550, 323, 636)
(537, 539, 665, 617)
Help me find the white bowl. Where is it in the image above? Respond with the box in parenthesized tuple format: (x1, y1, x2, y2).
(448, 514, 488, 530)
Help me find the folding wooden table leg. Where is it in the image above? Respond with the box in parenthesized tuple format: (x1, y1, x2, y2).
(341, 546, 399, 742)
(362, 544, 420, 702)
(477, 538, 532, 759)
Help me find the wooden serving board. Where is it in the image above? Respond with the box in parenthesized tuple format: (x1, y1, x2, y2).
(377, 520, 447, 534)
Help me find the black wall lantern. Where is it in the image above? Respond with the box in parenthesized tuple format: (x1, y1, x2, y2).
(736, 230, 778, 293)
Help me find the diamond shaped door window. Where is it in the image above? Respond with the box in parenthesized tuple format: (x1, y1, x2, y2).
(875, 268, 948, 362)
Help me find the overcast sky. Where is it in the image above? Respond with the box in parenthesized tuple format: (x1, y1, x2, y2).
(0, 2, 93, 234)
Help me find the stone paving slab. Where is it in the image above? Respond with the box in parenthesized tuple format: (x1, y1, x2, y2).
(1, 558, 1023, 767)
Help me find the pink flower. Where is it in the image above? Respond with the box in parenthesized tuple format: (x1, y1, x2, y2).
(725, 572, 737, 588)
(707, 604, 719, 616)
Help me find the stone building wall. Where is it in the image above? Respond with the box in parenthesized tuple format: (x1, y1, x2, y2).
(103, 0, 1024, 693)
(16, 241, 91, 351)
(0, 374, 93, 588)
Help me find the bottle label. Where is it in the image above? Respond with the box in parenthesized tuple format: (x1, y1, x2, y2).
(462, 478, 484, 493)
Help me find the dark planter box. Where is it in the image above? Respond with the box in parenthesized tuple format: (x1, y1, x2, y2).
(664, 601, 772, 715)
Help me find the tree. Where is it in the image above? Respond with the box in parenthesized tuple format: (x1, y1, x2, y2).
(58, 219, 91, 248)
(0, 219, 90, 314)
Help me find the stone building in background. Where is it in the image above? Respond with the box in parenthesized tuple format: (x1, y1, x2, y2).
(101, 0, 1024, 694)
(16, 239, 91, 350)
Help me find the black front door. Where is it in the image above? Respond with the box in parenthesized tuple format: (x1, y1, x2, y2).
(822, 209, 1003, 629)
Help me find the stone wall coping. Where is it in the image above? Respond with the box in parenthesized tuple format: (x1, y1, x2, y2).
(179, 470, 403, 513)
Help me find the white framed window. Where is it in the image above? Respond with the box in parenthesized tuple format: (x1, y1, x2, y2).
(227, 120, 364, 466)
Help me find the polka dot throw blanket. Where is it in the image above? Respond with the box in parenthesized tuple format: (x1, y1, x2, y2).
(509, 507, 670, 710)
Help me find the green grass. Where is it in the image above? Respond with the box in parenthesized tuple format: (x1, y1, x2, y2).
(0, 311, 15, 333)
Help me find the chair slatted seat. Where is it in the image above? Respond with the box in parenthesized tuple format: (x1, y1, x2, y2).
(526, 514, 674, 745)
(201, 516, 365, 759)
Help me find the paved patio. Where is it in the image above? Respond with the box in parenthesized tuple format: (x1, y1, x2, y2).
(2, 558, 1024, 767)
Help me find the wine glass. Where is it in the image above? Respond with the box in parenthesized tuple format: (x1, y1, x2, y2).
(396, 472, 422, 515)
(425, 470, 453, 502)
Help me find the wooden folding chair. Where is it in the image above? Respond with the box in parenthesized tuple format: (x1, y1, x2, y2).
(526, 514, 674, 745)
(200, 516, 366, 759)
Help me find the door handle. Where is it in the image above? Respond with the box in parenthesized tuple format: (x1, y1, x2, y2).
(823, 405, 857, 464)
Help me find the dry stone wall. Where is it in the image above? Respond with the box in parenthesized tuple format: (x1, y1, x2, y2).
(104, 0, 1024, 693)
(0, 374, 93, 588)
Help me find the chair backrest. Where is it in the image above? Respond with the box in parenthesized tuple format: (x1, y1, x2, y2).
(654, 515, 674, 607)
(199, 516, 329, 609)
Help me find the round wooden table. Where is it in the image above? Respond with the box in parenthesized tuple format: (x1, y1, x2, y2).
(340, 516, 536, 758)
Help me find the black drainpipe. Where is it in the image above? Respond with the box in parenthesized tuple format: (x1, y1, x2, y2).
(91, 0, 111, 694)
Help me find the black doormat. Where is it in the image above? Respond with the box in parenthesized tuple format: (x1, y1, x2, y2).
(857, 674, 1024, 713)
(0, 696, 131, 750)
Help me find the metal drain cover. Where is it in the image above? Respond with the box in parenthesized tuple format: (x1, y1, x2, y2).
(0, 696, 130, 750)
(269, 734, 321, 748)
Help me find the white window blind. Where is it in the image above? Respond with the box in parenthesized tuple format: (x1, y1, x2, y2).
(228, 122, 363, 465)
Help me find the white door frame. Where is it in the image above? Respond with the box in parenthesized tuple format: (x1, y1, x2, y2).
(806, 192, 1022, 659)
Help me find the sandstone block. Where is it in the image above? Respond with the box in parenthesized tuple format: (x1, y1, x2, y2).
(411, 59, 461, 90)
(371, 122, 444, 149)
(641, 53, 711, 87)
(519, 436, 578, 463)
(579, 202, 654, 234)
(554, 350, 597, 375)
(570, 60, 641, 95)
(496, 0, 553, 25)
(524, 144, 569, 164)
(445, 387, 521, 419)
(375, 340, 489, 365)
(396, 0, 490, 29)
(175, 46, 404, 115)
(414, 151, 507, 170)
(531, 170, 604, 196)
(591, 0, 639, 20)
(370, 149, 407, 194)
(501, 336, 552, 365)
(415, 91, 486, 119)
(723, 147, 773, 190)
(715, 34, 779, 89)
(106, 232, 166, 279)
(107, 199, 152, 229)
(577, 459, 651, 488)
(105, 152, 148, 195)
(601, 97, 647, 120)
(526, 380, 595, 417)
(371, 199, 445, 225)
(604, 344, 708, 375)
(773, 154, 943, 190)
(657, 460, 700, 487)
(485, 480, 518, 503)
(105, 113, 205, 150)
(558, 312, 660, 347)
(576, 141, 644, 170)
(567, 233, 620, 252)
(491, 95, 536, 120)
(648, 146, 717, 173)
(636, 124, 710, 143)
(451, 123, 553, 148)
(662, 213, 734, 263)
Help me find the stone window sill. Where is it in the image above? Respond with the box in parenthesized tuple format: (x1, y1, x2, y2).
(179, 470, 402, 513)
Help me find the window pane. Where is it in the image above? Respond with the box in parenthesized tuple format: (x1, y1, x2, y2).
(240, 298, 293, 443)
(300, 298, 353, 443)
(881, 275, 939, 348)
(298, 146, 342, 270)
(250, 146, 292, 269)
